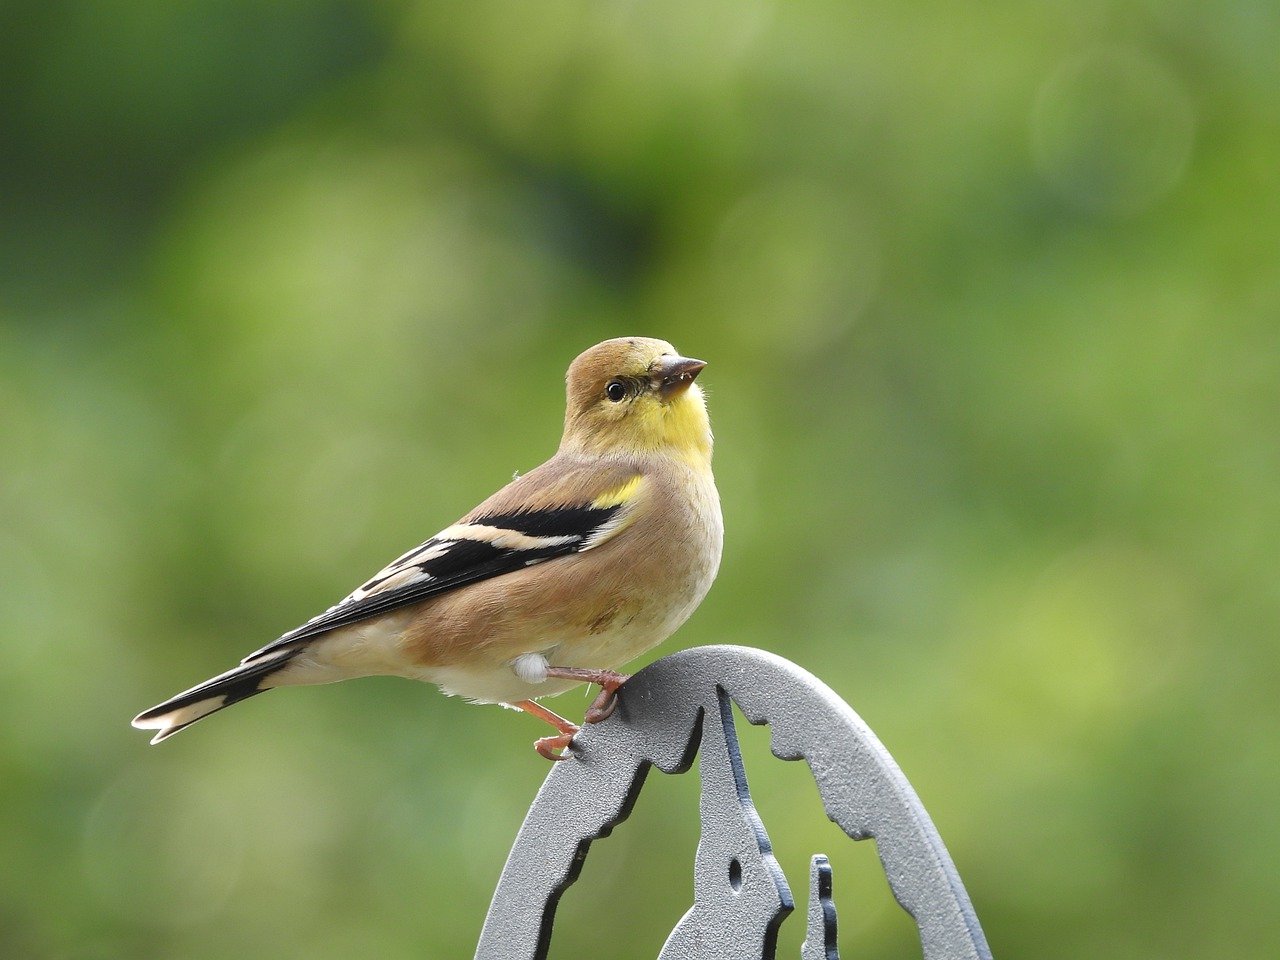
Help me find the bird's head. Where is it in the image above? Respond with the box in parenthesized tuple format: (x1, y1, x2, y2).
(561, 337, 712, 464)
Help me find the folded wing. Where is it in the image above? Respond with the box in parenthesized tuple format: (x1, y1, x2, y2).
(242, 460, 645, 663)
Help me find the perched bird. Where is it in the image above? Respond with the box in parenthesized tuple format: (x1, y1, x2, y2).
(132, 337, 722, 759)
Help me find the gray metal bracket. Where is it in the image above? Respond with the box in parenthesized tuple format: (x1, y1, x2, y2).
(658, 686, 794, 958)
(802, 855, 839, 960)
(475, 645, 992, 960)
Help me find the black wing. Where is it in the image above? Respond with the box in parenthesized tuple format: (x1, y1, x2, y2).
(240, 502, 625, 663)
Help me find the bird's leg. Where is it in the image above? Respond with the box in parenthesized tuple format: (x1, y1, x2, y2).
(543, 667, 631, 724)
(508, 699, 580, 761)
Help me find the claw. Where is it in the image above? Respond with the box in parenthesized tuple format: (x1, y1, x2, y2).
(509, 699, 581, 761)
(584, 686, 620, 724)
(543, 667, 630, 725)
(535, 732, 577, 761)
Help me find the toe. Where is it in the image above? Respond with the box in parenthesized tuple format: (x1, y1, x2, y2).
(534, 732, 576, 761)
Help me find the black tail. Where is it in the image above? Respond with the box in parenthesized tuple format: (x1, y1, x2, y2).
(132, 648, 299, 744)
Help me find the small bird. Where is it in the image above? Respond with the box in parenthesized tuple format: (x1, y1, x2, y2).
(133, 337, 722, 759)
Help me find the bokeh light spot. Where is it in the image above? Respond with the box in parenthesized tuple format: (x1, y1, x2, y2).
(1031, 46, 1195, 217)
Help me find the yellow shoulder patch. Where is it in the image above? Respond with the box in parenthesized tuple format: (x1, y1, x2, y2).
(591, 475, 644, 510)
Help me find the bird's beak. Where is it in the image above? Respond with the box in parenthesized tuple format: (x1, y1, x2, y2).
(654, 355, 707, 399)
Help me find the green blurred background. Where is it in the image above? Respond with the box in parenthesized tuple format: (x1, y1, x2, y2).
(3, 1, 1277, 957)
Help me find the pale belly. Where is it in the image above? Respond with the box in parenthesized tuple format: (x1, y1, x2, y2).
(416, 577, 713, 704)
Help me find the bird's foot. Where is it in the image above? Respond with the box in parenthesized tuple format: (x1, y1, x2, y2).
(583, 682, 624, 724)
(544, 666, 631, 724)
(509, 699, 581, 762)
(534, 732, 578, 761)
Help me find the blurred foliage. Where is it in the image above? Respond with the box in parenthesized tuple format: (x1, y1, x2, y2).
(2, 0, 1278, 957)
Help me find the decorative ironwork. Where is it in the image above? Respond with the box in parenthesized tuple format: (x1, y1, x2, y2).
(802, 855, 839, 960)
(475, 645, 992, 959)
(658, 686, 793, 959)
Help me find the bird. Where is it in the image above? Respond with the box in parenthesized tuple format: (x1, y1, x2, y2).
(132, 337, 722, 759)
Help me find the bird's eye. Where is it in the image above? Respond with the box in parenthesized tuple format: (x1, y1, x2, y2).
(605, 379, 628, 402)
